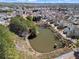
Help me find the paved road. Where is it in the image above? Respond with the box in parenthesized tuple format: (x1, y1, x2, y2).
(55, 51, 75, 59)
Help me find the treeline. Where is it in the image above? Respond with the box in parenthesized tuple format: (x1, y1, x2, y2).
(9, 16, 38, 39)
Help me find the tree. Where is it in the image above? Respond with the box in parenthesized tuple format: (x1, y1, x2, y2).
(9, 16, 28, 37)
(26, 16, 33, 21)
(0, 25, 21, 59)
(28, 28, 37, 39)
(9, 16, 38, 38)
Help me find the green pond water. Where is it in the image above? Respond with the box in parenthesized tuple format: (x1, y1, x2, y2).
(29, 28, 63, 53)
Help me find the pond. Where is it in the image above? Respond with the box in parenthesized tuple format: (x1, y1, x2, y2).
(29, 27, 63, 53)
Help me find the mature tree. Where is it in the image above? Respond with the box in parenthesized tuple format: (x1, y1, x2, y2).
(9, 16, 28, 37)
(9, 16, 38, 38)
(26, 16, 33, 21)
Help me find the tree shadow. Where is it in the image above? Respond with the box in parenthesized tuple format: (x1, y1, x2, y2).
(28, 33, 37, 40)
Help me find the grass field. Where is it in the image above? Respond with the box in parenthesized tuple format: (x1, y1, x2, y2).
(29, 28, 63, 53)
